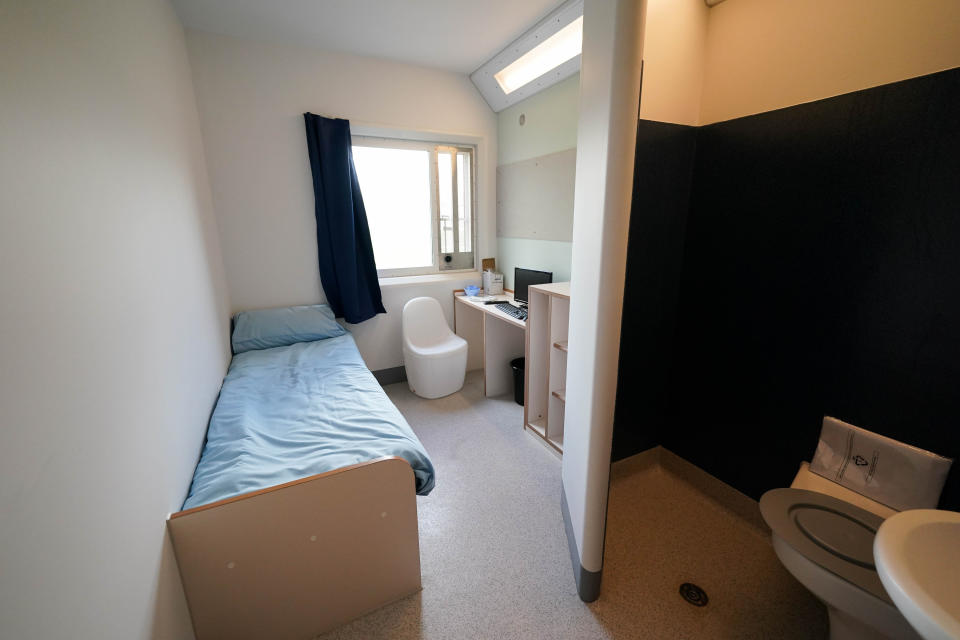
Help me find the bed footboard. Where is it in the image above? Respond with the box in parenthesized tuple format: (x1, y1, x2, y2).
(168, 456, 421, 640)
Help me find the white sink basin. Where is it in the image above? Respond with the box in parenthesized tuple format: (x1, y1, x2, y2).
(874, 509, 960, 640)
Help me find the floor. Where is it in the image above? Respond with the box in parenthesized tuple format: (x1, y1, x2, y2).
(317, 371, 827, 639)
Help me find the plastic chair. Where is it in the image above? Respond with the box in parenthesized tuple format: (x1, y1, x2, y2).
(402, 297, 468, 399)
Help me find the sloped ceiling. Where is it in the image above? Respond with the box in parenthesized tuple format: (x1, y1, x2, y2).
(172, 0, 565, 73)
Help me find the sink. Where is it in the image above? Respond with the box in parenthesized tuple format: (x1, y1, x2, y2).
(874, 509, 960, 640)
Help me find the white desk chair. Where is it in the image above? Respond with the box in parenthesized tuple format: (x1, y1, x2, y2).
(402, 297, 467, 399)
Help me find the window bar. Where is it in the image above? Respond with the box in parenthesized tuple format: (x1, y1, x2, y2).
(450, 150, 459, 255)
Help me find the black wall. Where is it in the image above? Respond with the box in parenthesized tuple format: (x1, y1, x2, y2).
(615, 67, 960, 510)
(613, 120, 697, 458)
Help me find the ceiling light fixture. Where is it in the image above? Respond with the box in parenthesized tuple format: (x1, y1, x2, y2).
(471, 0, 584, 113)
(493, 16, 583, 95)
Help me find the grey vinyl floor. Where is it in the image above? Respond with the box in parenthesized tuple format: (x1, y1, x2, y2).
(316, 371, 826, 639)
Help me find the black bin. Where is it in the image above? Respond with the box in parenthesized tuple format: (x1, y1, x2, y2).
(510, 357, 525, 406)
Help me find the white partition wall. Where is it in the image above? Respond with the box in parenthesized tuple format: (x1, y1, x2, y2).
(561, 0, 645, 601)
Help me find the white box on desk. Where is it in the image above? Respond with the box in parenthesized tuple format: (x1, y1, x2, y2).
(482, 271, 504, 295)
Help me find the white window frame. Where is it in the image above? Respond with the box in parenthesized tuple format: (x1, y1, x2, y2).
(352, 134, 478, 279)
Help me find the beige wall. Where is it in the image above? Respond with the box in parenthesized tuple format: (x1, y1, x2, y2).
(639, 0, 709, 126)
(0, 0, 231, 637)
(638, 0, 960, 126)
(700, 0, 960, 124)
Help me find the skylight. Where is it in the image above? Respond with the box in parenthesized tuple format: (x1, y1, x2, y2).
(493, 16, 584, 95)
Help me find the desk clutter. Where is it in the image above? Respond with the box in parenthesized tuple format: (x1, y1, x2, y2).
(482, 269, 504, 295)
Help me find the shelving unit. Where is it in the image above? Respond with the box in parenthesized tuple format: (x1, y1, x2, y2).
(527, 417, 547, 440)
(523, 282, 570, 455)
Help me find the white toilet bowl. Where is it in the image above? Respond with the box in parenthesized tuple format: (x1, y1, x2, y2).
(402, 297, 468, 399)
(761, 464, 922, 640)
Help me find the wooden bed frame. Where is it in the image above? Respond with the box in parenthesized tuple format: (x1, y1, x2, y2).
(167, 456, 421, 640)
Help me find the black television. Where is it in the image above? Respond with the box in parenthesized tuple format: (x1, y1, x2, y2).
(514, 267, 553, 306)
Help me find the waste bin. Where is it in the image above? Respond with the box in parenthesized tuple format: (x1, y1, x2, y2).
(510, 357, 525, 406)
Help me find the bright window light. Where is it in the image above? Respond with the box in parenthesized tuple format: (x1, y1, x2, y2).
(352, 146, 432, 271)
(494, 15, 583, 95)
(352, 137, 476, 277)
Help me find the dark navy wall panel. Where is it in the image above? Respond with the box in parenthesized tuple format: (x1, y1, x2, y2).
(613, 120, 697, 461)
(615, 67, 960, 509)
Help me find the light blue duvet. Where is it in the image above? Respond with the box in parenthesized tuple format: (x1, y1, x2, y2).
(183, 333, 435, 510)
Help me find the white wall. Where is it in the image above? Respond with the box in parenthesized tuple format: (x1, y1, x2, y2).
(496, 74, 580, 289)
(700, 0, 960, 124)
(0, 1, 231, 638)
(562, 0, 644, 588)
(184, 31, 497, 370)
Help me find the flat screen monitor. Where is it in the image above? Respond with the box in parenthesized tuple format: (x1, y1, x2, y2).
(514, 268, 553, 306)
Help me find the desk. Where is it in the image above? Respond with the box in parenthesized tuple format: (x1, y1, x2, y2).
(453, 293, 526, 397)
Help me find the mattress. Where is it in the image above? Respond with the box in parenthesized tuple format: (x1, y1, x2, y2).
(182, 333, 435, 510)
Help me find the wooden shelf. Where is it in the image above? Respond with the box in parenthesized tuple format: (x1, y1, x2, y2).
(526, 418, 562, 455)
(547, 432, 564, 449)
(523, 284, 569, 459)
(526, 418, 547, 438)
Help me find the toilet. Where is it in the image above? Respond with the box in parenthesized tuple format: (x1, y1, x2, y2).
(402, 296, 468, 399)
(760, 418, 953, 640)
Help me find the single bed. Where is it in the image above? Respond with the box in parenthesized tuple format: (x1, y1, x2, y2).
(182, 332, 434, 510)
(167, 305, 434, 640)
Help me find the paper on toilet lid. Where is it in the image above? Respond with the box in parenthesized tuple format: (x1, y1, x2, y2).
(809, 416, 953, 512)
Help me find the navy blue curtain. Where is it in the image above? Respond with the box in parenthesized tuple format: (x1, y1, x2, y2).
(303, 113, 386, 324)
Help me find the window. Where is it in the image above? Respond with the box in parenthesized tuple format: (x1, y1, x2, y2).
(352, 136, 476, 277)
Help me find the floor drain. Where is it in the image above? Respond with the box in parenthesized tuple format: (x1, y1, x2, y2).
(679, 582, 709, 607)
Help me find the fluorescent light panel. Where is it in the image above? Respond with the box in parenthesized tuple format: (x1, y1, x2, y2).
(493, 15, 583, 95)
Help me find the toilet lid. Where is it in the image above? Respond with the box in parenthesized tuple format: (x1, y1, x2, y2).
(760, 488, 892, 603)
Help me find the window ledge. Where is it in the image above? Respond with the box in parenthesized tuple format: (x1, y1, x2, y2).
(379, 271, 481, 288)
